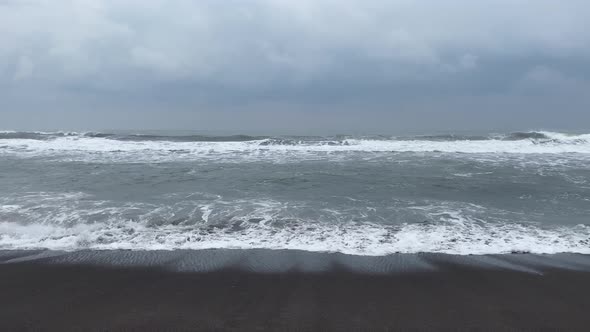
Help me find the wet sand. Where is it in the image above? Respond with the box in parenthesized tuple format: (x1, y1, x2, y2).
(1, 250, 589, 331)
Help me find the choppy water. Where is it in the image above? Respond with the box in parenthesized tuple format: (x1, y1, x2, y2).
(0, 130, 589, 255)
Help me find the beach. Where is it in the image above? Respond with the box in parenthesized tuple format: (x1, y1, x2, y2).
(3, 0, 590, 329)
(1, 131, 590, 331)
(1, 250, 589, 331)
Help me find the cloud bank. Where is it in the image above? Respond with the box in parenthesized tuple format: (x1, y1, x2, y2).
(1, 0, 589, 132)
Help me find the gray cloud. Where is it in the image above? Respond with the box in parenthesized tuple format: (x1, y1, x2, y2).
(1, 0, 589, 132)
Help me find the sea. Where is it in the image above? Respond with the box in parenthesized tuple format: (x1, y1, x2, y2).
(0, 130, 589, 255)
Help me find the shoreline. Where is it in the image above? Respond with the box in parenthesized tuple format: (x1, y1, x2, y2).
(3, 248, 590, 274)
(1, 250, 590, 330)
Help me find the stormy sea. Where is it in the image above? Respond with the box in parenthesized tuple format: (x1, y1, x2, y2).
(1, 130, 590, 330)
(1, 130, 589, 255)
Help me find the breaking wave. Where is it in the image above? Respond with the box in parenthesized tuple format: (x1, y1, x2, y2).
(0, 193, 589, 255)
(1, 131, 590, 163)
(1, 130, 588, 143)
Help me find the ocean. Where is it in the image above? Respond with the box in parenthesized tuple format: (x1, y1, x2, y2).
(0, 130, 589, 255)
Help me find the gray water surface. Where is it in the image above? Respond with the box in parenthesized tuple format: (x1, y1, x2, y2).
(0, 130, 589, 255)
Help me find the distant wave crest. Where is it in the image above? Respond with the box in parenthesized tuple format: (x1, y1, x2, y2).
(1, 130, 587, 143)
(0, 131, 266, 142)
(1, 131, 590, 162)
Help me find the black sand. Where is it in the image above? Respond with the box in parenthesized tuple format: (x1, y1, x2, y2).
(1, 250, 589, 331)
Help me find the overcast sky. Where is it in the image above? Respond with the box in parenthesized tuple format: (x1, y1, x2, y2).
(1, 0, 589, 133)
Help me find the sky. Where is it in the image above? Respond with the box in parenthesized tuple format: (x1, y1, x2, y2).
(1, 0, 590, 134)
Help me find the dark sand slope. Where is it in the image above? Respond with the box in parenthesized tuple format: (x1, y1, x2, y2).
(1, 250, 590, 331)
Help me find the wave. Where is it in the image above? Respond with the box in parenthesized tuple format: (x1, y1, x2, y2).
(2, 130, 588, 142)
(0, 204, 590, 256)
(0, 131, 266, 142)
(1, 131, 590, 162)
(0, 195, 588, 255)
(3, 219, 588, 255)
(502, 132, 551, 140)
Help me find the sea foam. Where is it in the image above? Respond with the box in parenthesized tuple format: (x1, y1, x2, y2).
(1, 131, 590, 163)
(1, 194, 588, 255)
